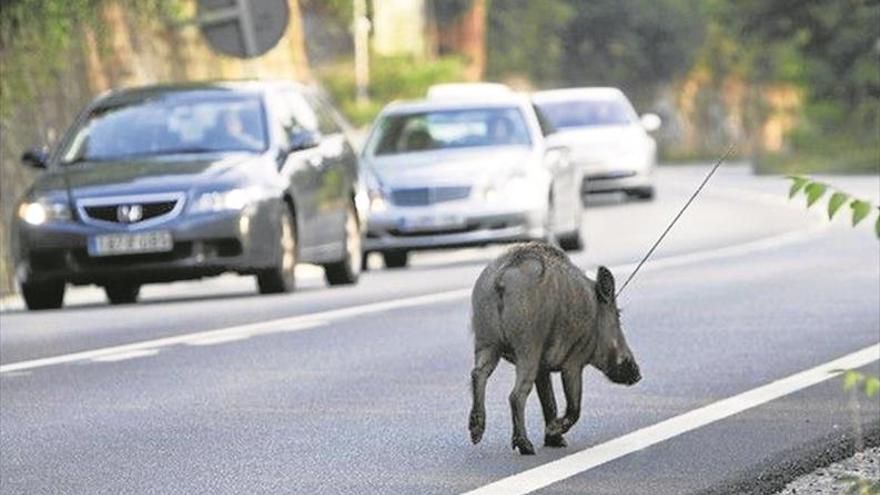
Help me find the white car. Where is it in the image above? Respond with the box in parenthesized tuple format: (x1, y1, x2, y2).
(534, 87, 660, 200)
(360, 93, 584, 268)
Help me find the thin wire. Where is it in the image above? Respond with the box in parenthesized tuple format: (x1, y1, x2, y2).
(615, 144, 736, 298)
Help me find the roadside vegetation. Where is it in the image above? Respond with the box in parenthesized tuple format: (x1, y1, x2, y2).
(787, 175, 880, 493)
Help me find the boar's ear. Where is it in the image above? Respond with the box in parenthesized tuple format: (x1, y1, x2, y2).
(597, 266, 615, 304)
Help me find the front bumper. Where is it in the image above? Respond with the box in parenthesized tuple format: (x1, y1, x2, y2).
(14, 204, 279, 286)
(580, 163, 654, 194)
(364, 204, 546, 252)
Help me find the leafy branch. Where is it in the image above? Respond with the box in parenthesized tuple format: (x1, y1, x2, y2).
(787, 176, 880, 239)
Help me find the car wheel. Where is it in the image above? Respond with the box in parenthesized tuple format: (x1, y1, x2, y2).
(324, 204, 362, 286)
(382, 250, 408, 269)
(257, 206, 297, 294)
(627, 187, 655, 201)
(104, 283, 140, 305)
(558, 229, 584, 251)
(21, 281, 65, 311)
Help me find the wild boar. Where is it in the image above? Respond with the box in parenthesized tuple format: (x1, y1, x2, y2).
(468, 242, 641, 455)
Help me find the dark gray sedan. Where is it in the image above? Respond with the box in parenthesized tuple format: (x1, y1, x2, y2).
(12, 81, 364, 310)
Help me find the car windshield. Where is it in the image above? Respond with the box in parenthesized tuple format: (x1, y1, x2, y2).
(61, 92, 268, 163)
(537, 98, 636, 129)
(368, 107, 531, 156)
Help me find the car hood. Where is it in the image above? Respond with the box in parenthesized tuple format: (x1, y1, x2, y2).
(365, 146, 533, 189)
(547, 125, 648, 157)
(30, 153, 263, 199)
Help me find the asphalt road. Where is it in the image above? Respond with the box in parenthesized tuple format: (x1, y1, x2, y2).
(1, 165, 878, 495)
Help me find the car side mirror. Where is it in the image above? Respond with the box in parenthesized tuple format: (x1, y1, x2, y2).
(289, 130, 320, 152)
(640, 113, 662, 133)
(543, 145, 570, 170)
(21, 148, 49, 169)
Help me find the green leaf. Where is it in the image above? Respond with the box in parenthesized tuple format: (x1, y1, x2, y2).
(865, 376, 880, 398)
(788, 176, 810, 199)
(827, 192, 850, 219)
(843, 370, 864, 390)
(804, 182, 827, 207)
(851, 200, 872, 226)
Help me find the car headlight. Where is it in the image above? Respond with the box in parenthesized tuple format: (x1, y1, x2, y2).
(17, 200, 70, 226)
(368, 188, 387, 212)
(483, 175, 535, 203)
(193, 187, 261, 213)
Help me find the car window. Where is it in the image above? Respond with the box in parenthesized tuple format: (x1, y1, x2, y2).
(279, 90, 320, 135)
(368, 107, 531, 156)
(537, 98, 637, 129)
(61, 92, 268, 162)
(306, 94, 342, 135)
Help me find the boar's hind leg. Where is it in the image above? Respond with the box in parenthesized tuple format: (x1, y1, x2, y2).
(549, 367, 583, 437)
(509, 353, 540, 455)
(469, 347, 500, 445)
(536, 370, 567, 448)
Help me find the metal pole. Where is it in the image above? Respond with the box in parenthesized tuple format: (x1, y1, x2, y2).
(353, 0, 370, 105)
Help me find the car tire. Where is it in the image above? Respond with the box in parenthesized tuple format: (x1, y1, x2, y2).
(557, 229, 584, 252)
(382, 250, 408, 269)
(104, 283, 140, 305)
(257, 206, 297, 294)
(21, 281, 65, 311)
(324, 204, 362, 286)
(627, 187, 655, 201)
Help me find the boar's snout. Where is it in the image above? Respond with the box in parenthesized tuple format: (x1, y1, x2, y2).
(608, 356, 641, 386)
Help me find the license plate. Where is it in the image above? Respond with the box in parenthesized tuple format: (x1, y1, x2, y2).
(88, 231, 173, 256)
(399, 214, 465, 232)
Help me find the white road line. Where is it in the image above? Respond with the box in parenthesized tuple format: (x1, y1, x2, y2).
(0, 289, 468, 374)
(460, 344, 880, 495)
(608, 222, 828, 284)
(0, 220, 829, 375)
(90, 349, 159, 363)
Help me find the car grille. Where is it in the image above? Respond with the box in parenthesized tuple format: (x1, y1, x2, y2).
(390, 186, 471, 206)
(585, 171, 637, 181)
(77, 193, 184, 228)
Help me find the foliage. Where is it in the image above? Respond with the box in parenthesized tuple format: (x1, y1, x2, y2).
(787, 176, 880, 238)
(318, 55, 467, 126)
(486, 0, 704, 102)
(839, 475, 880, 495)
(841, 370, 880, 398)
(0, 0, 182, 119)
(485, 0, 574, 85)
(719, 0, 879, 173)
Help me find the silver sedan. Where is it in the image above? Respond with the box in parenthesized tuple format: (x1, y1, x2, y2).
(360, 94, 583, 268)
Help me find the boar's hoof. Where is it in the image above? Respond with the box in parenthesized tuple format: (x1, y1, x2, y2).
(547, 417, 572, 436)
(512, 436, 536, 455)
(469, 412, 485, 444)
(544, 433, 567, 448)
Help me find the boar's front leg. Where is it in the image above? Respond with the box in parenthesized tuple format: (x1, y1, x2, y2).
(469, 346, 500, 445)
(509, 351, 540, 455)
(548, 366, 583, 437)
(535, 370, 566, 447)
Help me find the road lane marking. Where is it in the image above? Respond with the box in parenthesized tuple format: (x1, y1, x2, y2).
(183, 334, 254, 346)
(0, 319, 326, 374)
(0, 289, 469, 374)
(0, 222, 832, 376)
(608, 222, 828, 287)
(90, 349, 159, 362)
(460, 344, 880, 495)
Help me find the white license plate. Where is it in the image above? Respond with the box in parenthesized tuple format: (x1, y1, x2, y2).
(399, 214, 466, 232)
(88, 231, 173, 256)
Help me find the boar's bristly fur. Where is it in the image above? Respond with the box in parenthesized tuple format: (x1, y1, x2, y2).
(468, 242, 641, 455)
